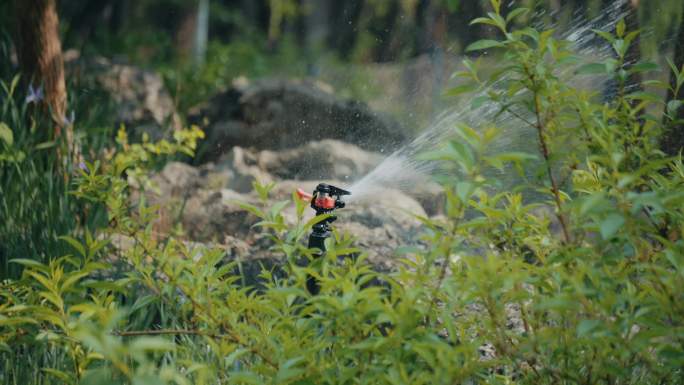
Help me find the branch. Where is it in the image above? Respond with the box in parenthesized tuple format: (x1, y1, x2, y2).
(533, 92, 571, 244)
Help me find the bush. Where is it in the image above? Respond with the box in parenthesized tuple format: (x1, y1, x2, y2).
(2, 1, 684, 384)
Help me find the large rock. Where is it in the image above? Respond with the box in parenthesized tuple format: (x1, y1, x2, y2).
(206, 140, 384, 192)
(151, 162, 201, 197)
(190, 78, 408, 161)
(258, 139, 383, 181)
(213, 147, 275, 193)
(182, 189, 261, 242)
(67, 55, 181, 138)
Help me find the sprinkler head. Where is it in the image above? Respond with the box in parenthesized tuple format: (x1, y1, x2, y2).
(296, 183, 351, 216)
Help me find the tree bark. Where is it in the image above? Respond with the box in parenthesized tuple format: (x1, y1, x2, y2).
(451, 0, 483, 51)
(661, 1, 684, 156)
(414, 0, 431, 56)
(14, 0, 67, 135)
(370, 1, 400, 62)
(175, 4, 198, 62)
(194, 0, 209, 69)
(327, 0, 364, 60)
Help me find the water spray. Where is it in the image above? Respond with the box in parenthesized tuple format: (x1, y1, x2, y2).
(345, 2, 630, 203)
(296, 183, 351, 294)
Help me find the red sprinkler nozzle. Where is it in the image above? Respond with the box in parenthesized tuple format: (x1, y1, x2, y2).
(296, 188, 313, 201)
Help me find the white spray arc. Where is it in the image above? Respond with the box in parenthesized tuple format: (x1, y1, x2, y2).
(345, 2, 630, 204)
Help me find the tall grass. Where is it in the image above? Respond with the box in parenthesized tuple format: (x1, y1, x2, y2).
(0, 39, 114, 279)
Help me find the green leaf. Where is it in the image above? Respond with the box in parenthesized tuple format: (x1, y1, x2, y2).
(60, 271, 89, 293)
(487, 12, 507, 31)
(600, 213, 624, 239)
(253, 180, 276, 201)
(0, 122, 13, 146)
(444, 83, 477, 97)
(34, 141, 56, 150)
(42, 368, 76, 384)
(268, 200, 289, 218)
(667, 100, 683, 117)
(276, 357, 306, 383)
(493, 152, 537, 163)
(225, 348, 249, 367)
(235, 201, 264, 218)
(0, 315, 39, 327)
(449, 140, 476, 170)
(579, 193, 609, 216)
(304, 213, 332, 232)
(469, 17, 499, 27)
(577, 319, 601, 337)
(625, 91, 662, 103)
(9, 74, 20, 96)
(59, 236, 87, 257)
(575, 63, 607, 75)
(615, 18, 626, 38)
(629, 62, 659, 74)
(455, 181, 474, 202)
(506, 7, 529, 23)
(592, 30, 616, 43)
(9, 258, 46, 269)
(454, 124, 481, 146)
(130, 294, 158, 314)
(465, 39, 504, 52)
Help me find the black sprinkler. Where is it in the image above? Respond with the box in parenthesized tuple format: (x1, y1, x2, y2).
(296, 183, 350, 294)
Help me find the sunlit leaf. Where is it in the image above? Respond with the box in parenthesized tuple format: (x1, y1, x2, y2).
(465, 39, 504, 52)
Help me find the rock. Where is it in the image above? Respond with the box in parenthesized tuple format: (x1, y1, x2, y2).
(209, 139, 382, 191)
(410, 182, 446, 217)
(67, 56, 181, 139)
(190, 78, 408, 161)
(258, 139, 383, 181)
(214, 147, 275, 193)
(182, 189, 261, 242)
(152, 162, 201, 197)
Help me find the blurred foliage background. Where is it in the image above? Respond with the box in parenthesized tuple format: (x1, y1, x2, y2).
(1, 0, 682, 115)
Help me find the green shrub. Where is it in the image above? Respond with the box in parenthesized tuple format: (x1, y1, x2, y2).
(2, 1, 684, 384)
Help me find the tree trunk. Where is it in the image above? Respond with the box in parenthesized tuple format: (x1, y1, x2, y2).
(176, 5, 198, 62)
(194, 0, 209, 69)
(414, 0, 431, 56)
(661, 1, 684, 156)
(370, 1, 400, 62)
(14, 0, 67, 136)
(327, 0, 364, 60)
(451, 0, 484, 51)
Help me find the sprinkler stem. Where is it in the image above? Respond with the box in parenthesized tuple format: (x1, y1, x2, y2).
(296, 183, 350, 294)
